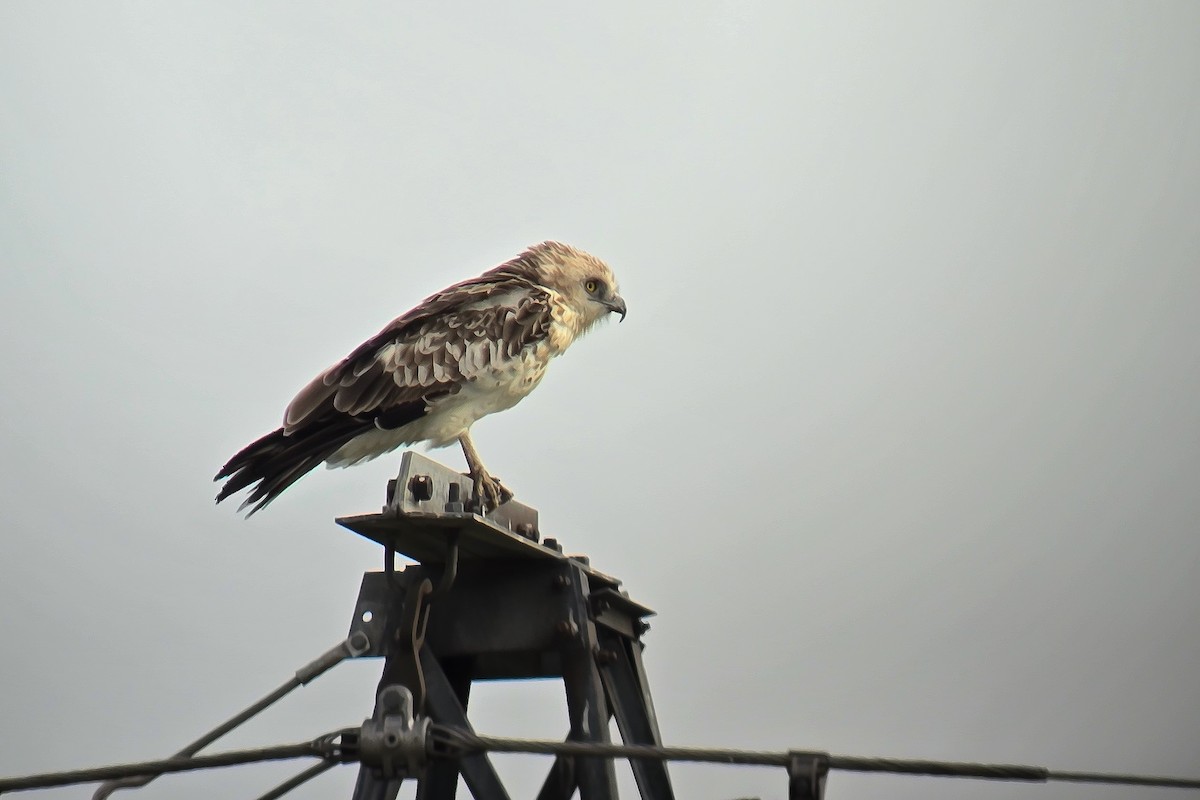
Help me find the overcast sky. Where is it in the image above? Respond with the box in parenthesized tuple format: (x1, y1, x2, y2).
(2, 2, 1198, 799)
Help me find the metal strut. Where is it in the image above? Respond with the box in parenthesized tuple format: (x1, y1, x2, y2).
(91, 631, 370, 800)
(789, 752, 830, 800)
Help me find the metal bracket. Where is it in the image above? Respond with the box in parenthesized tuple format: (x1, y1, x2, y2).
(788, 751, 829, 800)
(340, 451, 543, 565)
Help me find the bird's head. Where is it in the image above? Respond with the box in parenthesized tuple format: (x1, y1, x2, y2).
(525, 241, 626, 332)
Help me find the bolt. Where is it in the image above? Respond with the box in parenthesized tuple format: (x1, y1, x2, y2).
(516, 522, 538, 542)
(552, 574, 570, 591)
(408, 474, 433, 502)
(555, 619, 579, 638)
(544, 537, 563, 552)
(595, 647, 618, 665)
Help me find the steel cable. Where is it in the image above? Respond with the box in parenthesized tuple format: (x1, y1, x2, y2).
(437, 729, 1200, 790)
(4, 726, 1199, 795)
(0, 733, 347, 794)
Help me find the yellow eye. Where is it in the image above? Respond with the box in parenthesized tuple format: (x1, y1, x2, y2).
(584, 279, 599, 294)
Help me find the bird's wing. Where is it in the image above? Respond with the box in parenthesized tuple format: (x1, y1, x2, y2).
(215, 273, 554, 514)
(284, 273, 552, 431)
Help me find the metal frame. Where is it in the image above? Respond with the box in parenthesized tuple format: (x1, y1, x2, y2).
(340, 452, 675, 800)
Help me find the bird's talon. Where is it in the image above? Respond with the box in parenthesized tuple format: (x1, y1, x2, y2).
(470, 470, 511, 514)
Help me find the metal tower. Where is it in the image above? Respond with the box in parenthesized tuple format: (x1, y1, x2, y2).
(341, 452, 674, 800)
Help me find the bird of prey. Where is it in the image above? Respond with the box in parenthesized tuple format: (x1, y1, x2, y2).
(215, 241, 626, 515)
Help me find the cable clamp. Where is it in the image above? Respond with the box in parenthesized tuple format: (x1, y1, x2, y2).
(351, 685, 431, 779)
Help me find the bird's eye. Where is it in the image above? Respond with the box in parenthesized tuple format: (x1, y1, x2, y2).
(584, 279, 600, 294)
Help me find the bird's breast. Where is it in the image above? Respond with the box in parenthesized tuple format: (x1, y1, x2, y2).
(417, 339, 554, 445)
(469, 339, 554, 402)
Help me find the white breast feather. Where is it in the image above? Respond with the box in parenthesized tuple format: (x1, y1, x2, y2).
(325, 336, 557, 467)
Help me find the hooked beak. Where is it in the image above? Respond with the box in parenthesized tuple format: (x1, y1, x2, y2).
(603, 293, 627, 322)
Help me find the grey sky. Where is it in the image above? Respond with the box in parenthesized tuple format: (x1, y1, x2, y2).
(2, 2, 1198, 799)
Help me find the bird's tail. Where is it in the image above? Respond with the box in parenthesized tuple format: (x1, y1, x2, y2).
(214, 419, 363, 515)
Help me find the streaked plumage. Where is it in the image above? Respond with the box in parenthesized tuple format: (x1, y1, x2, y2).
(215, 241, 626, 514)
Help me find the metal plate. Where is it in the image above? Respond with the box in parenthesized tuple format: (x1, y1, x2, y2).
(337, 451, 554, 564)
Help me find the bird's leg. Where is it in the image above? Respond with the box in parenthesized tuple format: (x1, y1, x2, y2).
(458, 431, 513, 512)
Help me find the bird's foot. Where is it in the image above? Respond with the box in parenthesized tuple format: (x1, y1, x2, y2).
(470, 468, 513, 514)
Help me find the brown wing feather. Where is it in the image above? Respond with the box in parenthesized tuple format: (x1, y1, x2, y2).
(284, 267, 543, 430)
(215, 268, 553, 515)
